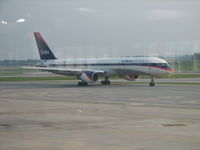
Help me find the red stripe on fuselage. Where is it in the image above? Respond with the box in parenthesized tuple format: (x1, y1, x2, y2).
(143, 65, 175, 72)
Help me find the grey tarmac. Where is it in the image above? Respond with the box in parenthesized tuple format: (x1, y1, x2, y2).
(0, 80, 200, 150)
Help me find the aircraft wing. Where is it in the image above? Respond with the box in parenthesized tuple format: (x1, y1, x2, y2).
(23, 66, 105, 76)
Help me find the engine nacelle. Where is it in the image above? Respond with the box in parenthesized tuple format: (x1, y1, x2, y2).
(119, 74, 140, 81)
(79, 71, 99, 83)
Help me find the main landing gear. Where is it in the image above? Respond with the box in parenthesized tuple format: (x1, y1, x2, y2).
(149, 76, 155, 86)
(101, 76, 111, 85)
(78, 81, 88, 86)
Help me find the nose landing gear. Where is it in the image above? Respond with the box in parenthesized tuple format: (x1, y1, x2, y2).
(149, 76, 155, 86)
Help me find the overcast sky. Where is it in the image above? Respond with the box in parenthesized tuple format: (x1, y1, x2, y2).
(0, 0, 200, 60)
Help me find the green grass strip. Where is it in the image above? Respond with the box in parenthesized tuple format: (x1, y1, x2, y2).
(0, 68, 38, 72)
(113, 82, 200, 85)
(161, 74, 200, 78)
(0, 76, 76, 81)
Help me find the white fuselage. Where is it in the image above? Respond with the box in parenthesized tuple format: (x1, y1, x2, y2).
(41, 56, 173, 77)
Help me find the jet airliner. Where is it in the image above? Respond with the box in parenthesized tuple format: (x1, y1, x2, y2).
(26, 32, 174, 86)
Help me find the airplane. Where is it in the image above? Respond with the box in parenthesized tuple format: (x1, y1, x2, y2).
(25, 32, 174, 86)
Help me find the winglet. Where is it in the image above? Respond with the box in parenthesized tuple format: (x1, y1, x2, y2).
(34, 32, 57, 60)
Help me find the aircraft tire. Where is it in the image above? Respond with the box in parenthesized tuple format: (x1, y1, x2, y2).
(78, 82, 88, 86)
(149, 82, 155, 86)
(101, 80, 110, 85)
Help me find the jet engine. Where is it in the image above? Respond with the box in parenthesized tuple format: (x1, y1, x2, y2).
(119, 74, 140, 81)
(79, 71, 99, 83)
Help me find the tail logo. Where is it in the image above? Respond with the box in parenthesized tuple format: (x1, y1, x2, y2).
(41, 50, 50, 55)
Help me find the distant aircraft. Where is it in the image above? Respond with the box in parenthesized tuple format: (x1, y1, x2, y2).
(26, 32, 174, 86)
